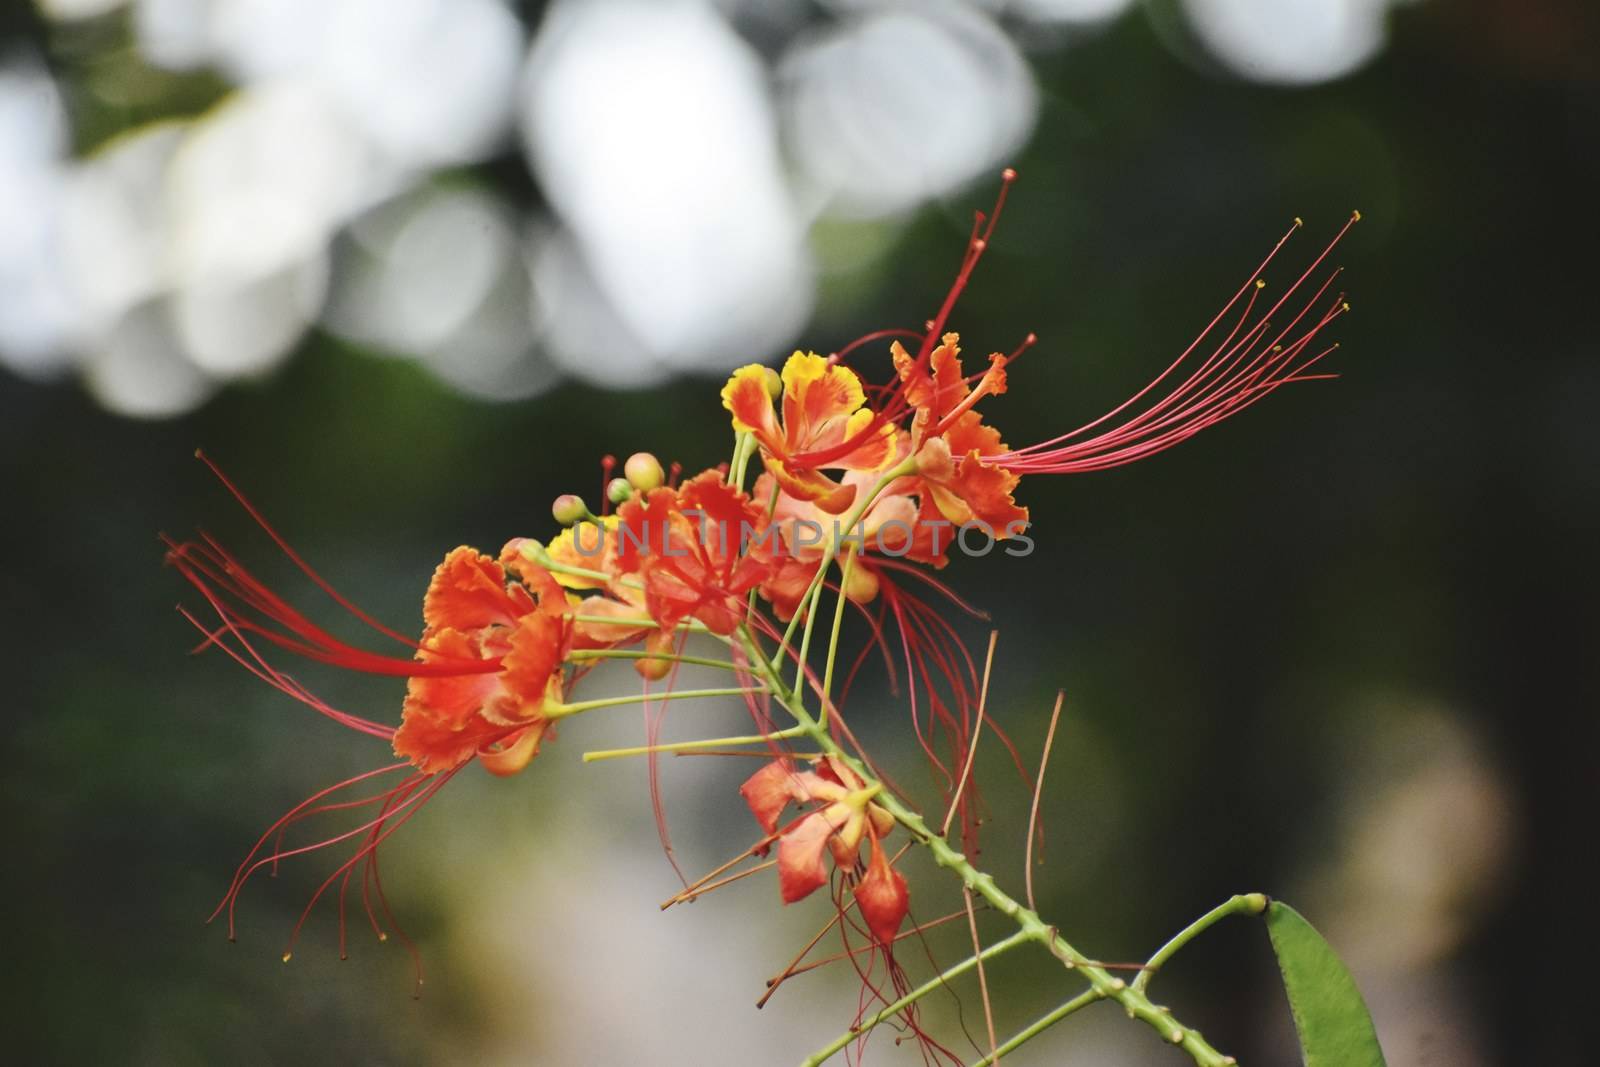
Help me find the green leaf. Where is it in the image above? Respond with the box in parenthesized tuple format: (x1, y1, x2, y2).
(1265, 901, 1387, 1067)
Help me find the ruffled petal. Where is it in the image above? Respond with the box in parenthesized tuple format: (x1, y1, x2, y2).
(501, 539, 587, 612)
(393, 707, 509, 775)
(490, 613, 566, 724)
(404, 627, 502, 725)
(422, 547, 531, 631)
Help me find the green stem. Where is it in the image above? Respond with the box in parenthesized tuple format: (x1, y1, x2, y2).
(816, 545, 858, 732)
(798, 931, 1034, 1067)
(969, 987, 1103, 1066)
(1131, 893, 1267, 995)
(583, 725, 806, 763)
(789, 572, 829, 715)
(730, 629, 1238, 1067)
(729, 430, 756, 489)
(546, 686, 765, 719)
(567, 648, 741, 673)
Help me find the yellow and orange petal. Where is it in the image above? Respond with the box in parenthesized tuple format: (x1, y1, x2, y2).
(533, 520, 619, 591)
(914, 435, 1028, 534)
(723, 353, 895, 514)
(893, 333, 1009, 434)
(477, 721, 551, 778)
(722, 364, 784, 449)
(764, 458, 859, 514)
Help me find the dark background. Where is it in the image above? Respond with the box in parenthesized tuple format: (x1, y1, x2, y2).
(3, 2, 1595, 1064)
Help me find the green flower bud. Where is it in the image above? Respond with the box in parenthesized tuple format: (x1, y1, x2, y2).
(551, 494, 588, 526)
(763, 366, 782, 399)
(606, 477, 633, 505)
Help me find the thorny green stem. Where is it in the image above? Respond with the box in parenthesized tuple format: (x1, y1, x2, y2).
(728, 622, 1240, 1066)
(566, 455, 1242, 1065)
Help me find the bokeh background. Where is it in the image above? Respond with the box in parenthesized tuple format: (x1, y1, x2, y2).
(3, 1, 1595, 1064)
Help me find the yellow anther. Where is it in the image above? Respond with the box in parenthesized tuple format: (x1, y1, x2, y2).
(1255, 279, 1266, 289)
(282, 952, 292, 963)
(1293, 216, 1303, 227)
(1352, 209, 1362, 221)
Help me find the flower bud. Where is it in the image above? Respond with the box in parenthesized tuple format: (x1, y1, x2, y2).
(843, 564, 880, 606)
(763, 366, 782, 399)
(624, 451, 665, 493)
(551, 494, 588, 526)
(853, 843, 909, 946)
(633, 629, 675, 681)
(606, 477, 633, 505)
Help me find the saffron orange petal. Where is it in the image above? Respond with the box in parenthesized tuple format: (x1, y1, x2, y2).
(853, 845, 910, 945)
(423, 547, 533, 631)
(739, 759, 803, 834)
(777, 811, 836, 904)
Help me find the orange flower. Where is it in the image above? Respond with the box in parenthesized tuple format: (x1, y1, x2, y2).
(722, 352, 897, 514)
(738, 756, 898, 909)
(892, 332, 1028, 538)
(392, 546, 570, 776)
(613, 469, 778, 635)
(754, 467, 916, 618)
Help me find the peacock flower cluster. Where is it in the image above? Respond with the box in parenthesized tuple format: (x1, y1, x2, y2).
(167, 171, 1359, 1062)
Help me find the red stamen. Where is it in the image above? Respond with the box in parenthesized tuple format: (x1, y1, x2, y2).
(789, 170, 1020, 470)
(999, 213, 1358, 474)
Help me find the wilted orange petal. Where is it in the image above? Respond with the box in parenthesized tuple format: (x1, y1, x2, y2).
(853, 845, 910, 945)
(777, 811, 836, 903)
(739, 759, 803, 834)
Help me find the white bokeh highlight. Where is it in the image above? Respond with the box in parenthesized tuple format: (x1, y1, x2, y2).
(1181, 0, 1394, 85)
(6, 0, 1407, 418)
(522, 0, 813, 373)
(780, 6, 1036, 219)
(0, 54, 75, 378)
